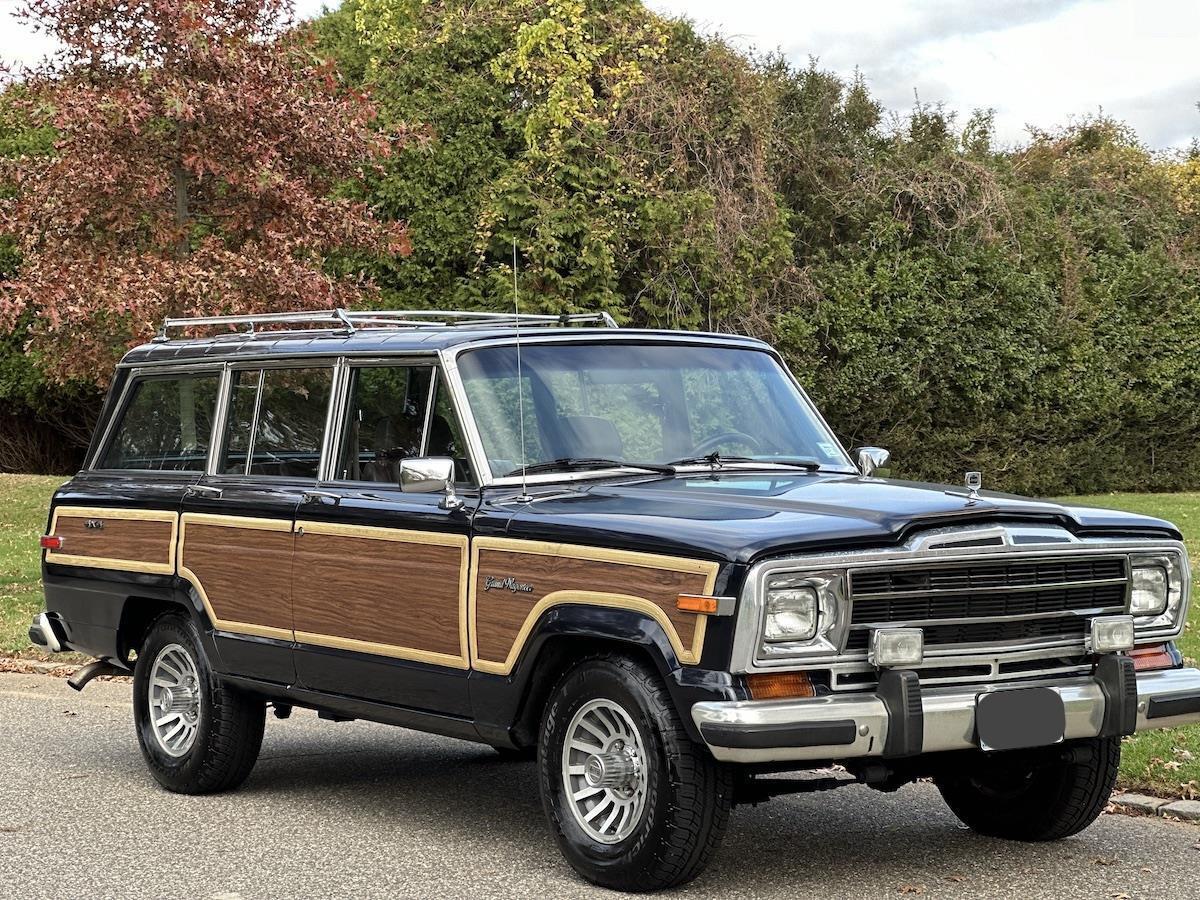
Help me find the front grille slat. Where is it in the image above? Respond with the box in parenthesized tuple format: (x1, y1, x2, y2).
(847, 555, 1128, 653)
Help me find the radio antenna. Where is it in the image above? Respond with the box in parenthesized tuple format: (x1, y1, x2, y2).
(513, 240, 532, 503)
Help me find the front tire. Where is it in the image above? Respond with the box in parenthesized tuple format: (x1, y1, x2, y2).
(132, 612, 265, 794)
(935, 736, 1120, 841)
(538, 654, 733, 892)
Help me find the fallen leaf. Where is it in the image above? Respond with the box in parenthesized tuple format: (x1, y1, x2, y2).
(899, 886, 925, 895)
(945, 874, 965, 883)
(1093, 856, 1118, 866)
(0, 825, 22, 833)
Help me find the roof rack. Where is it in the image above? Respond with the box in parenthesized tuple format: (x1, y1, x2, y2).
(153, 308, 619, 342)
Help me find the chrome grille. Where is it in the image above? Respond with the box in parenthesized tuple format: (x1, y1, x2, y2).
(847, 554, 1129, 652)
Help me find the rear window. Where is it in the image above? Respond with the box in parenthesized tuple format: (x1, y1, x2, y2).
(219, 367, 334, 478)
(99, 374, 220, 471)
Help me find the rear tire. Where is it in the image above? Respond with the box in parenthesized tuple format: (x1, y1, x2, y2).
(132, 612, 265, 794)
(538, 653, 733, 892)
(935, 736, 1120, 841)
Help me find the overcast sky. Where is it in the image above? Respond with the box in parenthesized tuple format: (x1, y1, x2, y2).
(2, 0, 1196, 150)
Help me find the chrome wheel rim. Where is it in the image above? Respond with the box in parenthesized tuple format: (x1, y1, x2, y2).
(561, 698, 648, 844)
(148, 643, 201, 758)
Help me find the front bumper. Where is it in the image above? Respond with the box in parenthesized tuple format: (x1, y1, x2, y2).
(692, 666, 1200, 764)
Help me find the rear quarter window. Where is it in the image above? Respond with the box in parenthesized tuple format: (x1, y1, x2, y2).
(99, 373, 220, 471)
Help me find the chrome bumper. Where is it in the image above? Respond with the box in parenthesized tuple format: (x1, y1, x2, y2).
(692, 667, 1200, 764)
(28, 612, 63, 653)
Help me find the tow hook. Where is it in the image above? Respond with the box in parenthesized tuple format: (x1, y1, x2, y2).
(67, 660, 126, 692)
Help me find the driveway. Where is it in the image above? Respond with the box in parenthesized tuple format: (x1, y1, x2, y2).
(1, 672, 1197, 899)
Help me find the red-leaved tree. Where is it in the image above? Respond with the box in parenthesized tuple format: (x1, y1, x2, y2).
(1, 0, 409, 383)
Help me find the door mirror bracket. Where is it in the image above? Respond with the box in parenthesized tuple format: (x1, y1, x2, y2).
(399, 457, 463, 511)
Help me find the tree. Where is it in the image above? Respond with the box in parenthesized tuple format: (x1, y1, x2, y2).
(1, 0, 408, 384)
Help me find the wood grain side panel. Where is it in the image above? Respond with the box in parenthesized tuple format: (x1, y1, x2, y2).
(472, 547, 714, 666)
(180, 521, 294, 635)
(292, 531, 466, 661)
(46, 507, 177, 574)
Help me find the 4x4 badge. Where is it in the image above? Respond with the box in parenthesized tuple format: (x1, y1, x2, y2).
(483, 575, 534, 594)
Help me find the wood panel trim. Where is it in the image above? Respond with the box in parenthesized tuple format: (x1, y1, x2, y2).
(293, 519, 470, 669)
(468, 536, 720, 676)
(45, 506, 178, 575)
(178, 512, 294, 642)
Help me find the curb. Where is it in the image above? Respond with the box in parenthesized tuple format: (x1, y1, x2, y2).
(0, 656, 81, 676)
(1110, 793, 1200, 823)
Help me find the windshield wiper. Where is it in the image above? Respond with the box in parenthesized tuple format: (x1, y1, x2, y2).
(667, 452, 823, 471)
(503, 458, 675, 477)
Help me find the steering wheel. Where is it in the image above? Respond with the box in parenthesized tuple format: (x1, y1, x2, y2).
(690, 430, 762, 456)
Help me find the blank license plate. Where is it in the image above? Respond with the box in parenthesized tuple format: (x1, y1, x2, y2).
(975, 687, 1066, 751)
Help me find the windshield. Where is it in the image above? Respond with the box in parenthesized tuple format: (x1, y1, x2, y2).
(455, 342, 854, 479)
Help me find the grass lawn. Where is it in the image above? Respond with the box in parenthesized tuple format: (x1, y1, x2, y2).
(0, 474, 1197, 796)
(0, 474, 65, 655)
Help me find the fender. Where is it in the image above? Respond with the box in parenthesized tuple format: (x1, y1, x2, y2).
(469, 603, 743, 748)
(40, 567, 216, 670)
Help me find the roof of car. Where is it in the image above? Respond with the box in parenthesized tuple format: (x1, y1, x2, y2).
(119, 310, 772, 367)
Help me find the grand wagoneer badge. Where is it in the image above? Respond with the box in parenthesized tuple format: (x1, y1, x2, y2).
(483, 574, 534, 593)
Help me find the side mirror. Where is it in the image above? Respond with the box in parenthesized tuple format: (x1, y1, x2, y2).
(855, 447, 890, 477)
(399, 457, 463, 511)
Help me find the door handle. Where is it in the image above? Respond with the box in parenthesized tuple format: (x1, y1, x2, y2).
(302, 490, 341, 506)
(184, 484, 223, 499)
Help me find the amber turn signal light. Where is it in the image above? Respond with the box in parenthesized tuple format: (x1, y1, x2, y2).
(676, 594, 718, 614)
(1130, 643, 1176, 672)
(40, 535, 63, 551)
(745, 671, 816, 700)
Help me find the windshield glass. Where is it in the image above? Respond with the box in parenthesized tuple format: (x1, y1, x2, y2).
(455, 342, 853, 479)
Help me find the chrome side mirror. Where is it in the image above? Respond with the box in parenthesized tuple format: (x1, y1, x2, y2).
(855, 446, 890, 477)
(399, 457, 463, 510)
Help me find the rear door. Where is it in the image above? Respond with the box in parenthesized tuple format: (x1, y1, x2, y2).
(178, 361, 337, 685)
(290, 359, 477, 715)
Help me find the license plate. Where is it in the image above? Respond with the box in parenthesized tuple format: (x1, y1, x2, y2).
(975, 687, 1066, 752)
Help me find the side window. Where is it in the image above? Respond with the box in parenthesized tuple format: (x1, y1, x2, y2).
(100, 373, 219, 471)
(336, 366, 434, 482)
(427, 376, 475, 484)
(219, 367, 333, 478)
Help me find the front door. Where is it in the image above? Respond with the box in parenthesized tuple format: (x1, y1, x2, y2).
(178, 363, 337, 684)
(290, 361, 477, 715)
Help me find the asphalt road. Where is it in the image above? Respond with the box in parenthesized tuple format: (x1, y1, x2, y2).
(2, 672, 1199, 900)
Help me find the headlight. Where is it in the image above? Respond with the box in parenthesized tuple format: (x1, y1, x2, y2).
(757, 571, 845, 661)
(1130, 557, 1169, 616)
(1129, 551, 1188, 636)
(764, 585, 818, 642)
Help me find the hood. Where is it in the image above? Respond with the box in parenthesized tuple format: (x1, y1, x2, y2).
(497, 472, 1178, 564)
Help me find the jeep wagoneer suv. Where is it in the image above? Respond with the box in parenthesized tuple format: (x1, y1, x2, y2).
(30, 309, 1200, 891)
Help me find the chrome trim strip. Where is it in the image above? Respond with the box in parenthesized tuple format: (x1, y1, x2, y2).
(847, 605, 1128, 630)
(692, 667, 1200, 764)
(205, 363, 232, 475)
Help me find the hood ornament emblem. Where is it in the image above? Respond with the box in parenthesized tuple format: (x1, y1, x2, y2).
(965, 471, 982, 502)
